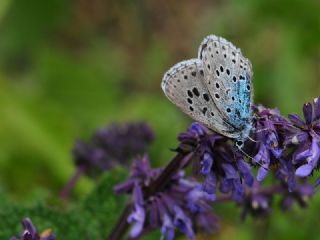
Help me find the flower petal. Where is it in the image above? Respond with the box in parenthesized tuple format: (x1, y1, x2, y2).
(297, 184, 315, 196)
(161, 214, 175, 240)
(288, 132, 309, 145)
(222, 163, 238, 179)
(201, 153, 213, 175)
(257, 167, 269, 181)
(202, 173, 217, 194)
(237, 159, 254, 186)
(293, 143, 312, 163)
(191, 122, 206, 136)
(21, 218, 39, 239)
(295, 164, 313, 177)
(220, 179, 232, 193)
(303, 102, 313, 125)
(253, 144, 270, 167)
(173, 206, 195, 240)
(232, 179, 244, 202)
(288, 114, 305, 127)
(128, 204, 146, 238)
(314, 97, 320, 120)
(307, 137, 320, 167)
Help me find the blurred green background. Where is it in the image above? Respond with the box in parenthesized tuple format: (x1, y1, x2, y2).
(0, 0, 319, 239)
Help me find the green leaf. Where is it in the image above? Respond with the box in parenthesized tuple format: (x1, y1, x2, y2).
(82, 167, 128, 236)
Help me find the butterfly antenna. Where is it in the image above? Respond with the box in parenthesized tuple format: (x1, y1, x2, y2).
(237, 146, 267, 170)
(248, 136, 259, 143)
(256, 127, 269, 133)
(237, 146, 254, 161)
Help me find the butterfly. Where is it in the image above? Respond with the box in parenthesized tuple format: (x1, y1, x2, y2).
(161, 35, 253, 148)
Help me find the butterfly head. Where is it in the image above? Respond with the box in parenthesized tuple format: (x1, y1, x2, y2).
(235, 140, 244, 149)
(235, 121, 253, 149)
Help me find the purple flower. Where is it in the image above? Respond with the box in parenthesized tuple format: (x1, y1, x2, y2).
(239, 182, 273, 220)
(10, 218, 55, 240)
(251, 106, 290, 180)
(114, 155, 219, 239)
(106, 97, 320, 239)
(280, 183, 315, 210)
(178, 122, 254, 202)
(250, 106, 297, 190)
(73, 122, 154, 176)
(285, 97, 320, 177)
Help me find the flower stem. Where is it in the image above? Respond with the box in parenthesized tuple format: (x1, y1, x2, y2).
(144, 151, 193, 198)
(107, 204, 133, 240)
(59, 165, 86, 200)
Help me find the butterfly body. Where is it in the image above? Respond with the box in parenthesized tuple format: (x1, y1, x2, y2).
(162, 35, 253, 146)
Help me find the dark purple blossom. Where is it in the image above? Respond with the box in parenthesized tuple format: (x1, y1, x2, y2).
(178, 122, 254, 202)
(251, 105, 296, 190)
(251, 106, 287, 179)
(108, 97, 320, 239)
(280, 183, 315, 210)
(239, 182, 273, 220)
(10, 218, 55, 240)
(114, 155, 218, 240)
(284, 97, 320, 177)
(176, 100, 320, 200)
(73, 122, 154, 176)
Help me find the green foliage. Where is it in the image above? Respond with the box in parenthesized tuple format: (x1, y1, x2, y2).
(0, 201, 100, 239)
(82, 168, 128, 235)
(0, 168, 127, 239)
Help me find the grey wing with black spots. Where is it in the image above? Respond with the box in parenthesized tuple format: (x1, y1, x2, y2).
(161, 58, 239, 138)
(198, 35, 253, 133)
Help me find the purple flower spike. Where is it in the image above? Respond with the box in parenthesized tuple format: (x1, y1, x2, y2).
(107, 96, 320, 239)
(73, 122, 154, 177)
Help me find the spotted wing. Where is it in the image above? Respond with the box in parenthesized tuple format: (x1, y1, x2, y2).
(161, 58, 239, 138)
(198, 35, 253, 132)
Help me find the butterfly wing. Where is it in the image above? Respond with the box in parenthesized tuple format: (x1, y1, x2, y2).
(198, 35, 253, 133)
(161, 58, 239, 138)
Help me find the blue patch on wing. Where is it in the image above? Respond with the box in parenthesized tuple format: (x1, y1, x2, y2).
(228, 73, 252, 130)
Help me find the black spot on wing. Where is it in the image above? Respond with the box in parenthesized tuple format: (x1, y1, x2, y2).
(192, 87, 200, 97)
(203, 93, 210, 102)
(202, 107, 208, 115)
(199, 43, 207, 58)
